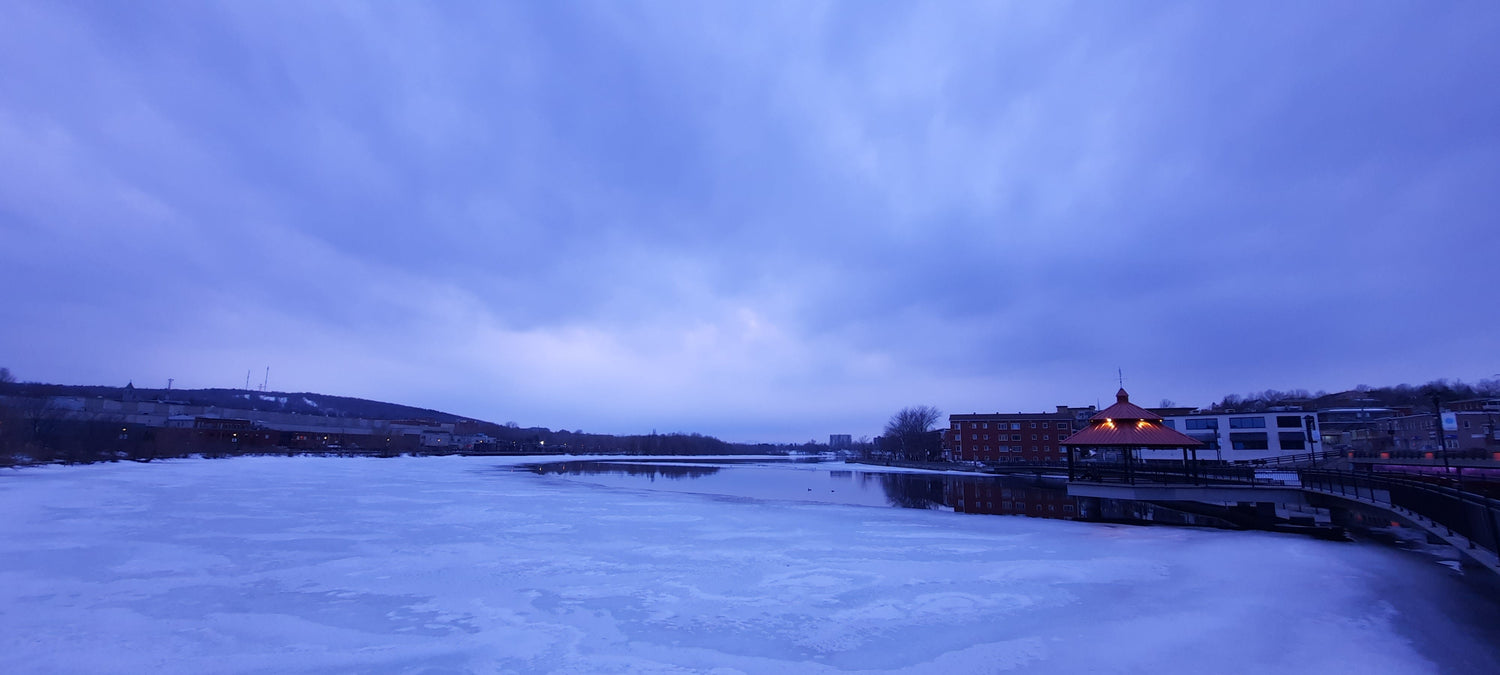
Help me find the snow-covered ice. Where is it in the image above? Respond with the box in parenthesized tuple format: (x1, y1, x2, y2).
(1, 456, 1496, 674)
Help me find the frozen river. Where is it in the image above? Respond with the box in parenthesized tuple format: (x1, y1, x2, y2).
(2, 455, 1498, 674)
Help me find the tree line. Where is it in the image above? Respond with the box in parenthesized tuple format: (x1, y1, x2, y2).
(1209, 378, 1500, 412)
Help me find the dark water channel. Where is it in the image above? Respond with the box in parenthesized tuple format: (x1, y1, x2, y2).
(522, 458, 1244, 529)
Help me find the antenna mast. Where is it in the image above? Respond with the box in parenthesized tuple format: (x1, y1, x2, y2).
(261, 367, 269, 392)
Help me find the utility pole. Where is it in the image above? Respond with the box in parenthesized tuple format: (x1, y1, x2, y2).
(1432, 393, 1460, 491)
(167, 378, 173, 391)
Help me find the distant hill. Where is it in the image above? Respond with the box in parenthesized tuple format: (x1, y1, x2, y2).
(0, 382, 467, 423)
(0, 380, 782, 457)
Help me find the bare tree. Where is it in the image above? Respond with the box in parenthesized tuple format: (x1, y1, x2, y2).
(884, 405, 942, 461)
(0, 367, 13, 384)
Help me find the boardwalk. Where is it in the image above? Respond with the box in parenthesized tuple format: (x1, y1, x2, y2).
(1067, 459, 1500, 577)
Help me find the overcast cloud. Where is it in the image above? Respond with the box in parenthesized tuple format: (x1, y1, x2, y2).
(3, 1, 1498, 441)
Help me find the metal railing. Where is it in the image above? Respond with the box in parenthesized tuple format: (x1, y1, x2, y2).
(1230, 450, 1342, 467)
(1299, 469, 1500, 555)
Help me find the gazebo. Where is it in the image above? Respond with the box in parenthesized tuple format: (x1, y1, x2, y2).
(1066, 388, 1206, 484)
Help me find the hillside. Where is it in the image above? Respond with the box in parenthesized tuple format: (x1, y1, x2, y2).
(0, 382, 467, 423)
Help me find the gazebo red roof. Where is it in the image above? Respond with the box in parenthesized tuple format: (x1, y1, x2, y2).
(1089, 388, 1163, 422)
(1067, 389, 1203, 448)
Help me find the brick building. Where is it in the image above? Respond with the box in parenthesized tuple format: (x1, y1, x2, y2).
(943, 405, 1096, 464)
(1379, 410, 1499, 458)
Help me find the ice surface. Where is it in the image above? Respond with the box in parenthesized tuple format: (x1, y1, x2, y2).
(0, 456, 1495, 674)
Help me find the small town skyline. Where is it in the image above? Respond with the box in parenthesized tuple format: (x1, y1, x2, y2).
(4, 367, 1494, 447)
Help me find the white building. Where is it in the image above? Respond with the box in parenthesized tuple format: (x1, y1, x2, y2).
(1159, 410, 1322, 462)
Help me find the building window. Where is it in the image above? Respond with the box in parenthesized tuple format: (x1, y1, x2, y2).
(1042, 422, 1050, 429)
(1011, 423, 1021, 430)
(982, 423, 988, 429)
(1278, 431, 1306, 451)
(1229, 417, 1266, 429)
(1012, 434, 1021, 441)
(1276, 415, 1303, 428)
(1163, 419, 1176, 429)
(1230, 432, 1269, 450)
(1030, 422, 1037, 428)
(1186, 418, 1218, 430)
(1043, 435, 1049, 440)
(983, 434, 989, 440)
(1031, 434, 1038, 440)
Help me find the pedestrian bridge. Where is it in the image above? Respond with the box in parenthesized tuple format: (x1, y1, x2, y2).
(1067, 462, 1500, 577)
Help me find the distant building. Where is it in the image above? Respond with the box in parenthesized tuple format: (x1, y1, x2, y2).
(1158, 410, 1322, 461)
(1315, 407, 1401, 450)
(1447, 398, 1500, 412)
(828, 434, 852, 450)
(943, 406, 1096, 464)
(1378, 410, 1499, 457)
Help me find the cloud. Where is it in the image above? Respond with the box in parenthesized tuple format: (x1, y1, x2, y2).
(3, 1, 1499, 441)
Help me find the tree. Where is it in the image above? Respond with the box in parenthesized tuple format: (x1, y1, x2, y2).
(0, 367, 13, 384)
(884, 405, 942, 462)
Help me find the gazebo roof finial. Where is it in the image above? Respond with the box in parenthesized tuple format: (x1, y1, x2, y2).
(1116, 388, 1129, 404)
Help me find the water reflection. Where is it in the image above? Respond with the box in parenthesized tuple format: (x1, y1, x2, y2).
(875, 474, 949, 510)
(522, 460, 1252, 529)
(944, 478, 1076, 518)
(531, 461, 722, 480)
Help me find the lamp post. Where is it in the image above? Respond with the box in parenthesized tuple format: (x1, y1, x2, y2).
(1304, 414, 1317, 461)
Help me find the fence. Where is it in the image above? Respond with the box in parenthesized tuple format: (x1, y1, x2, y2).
(1299, 469, 1500, 555)
(1230, 450, 1343, 467)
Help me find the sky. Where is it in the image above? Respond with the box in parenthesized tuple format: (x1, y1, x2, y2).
(2, 2, 1499, 443)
